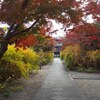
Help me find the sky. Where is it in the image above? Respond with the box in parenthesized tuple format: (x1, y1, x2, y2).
(0, 20, 66, 38)
(50, 15, 94, 38)
(0, 23, 9, 28)
(0, 15, 94, 38)
(50, 20, 66, 38)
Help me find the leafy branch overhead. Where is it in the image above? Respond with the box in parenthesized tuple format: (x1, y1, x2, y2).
(0, 0, 99, 59)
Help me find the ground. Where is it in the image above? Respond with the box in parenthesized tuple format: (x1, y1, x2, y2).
(71, 72, 100, 100)
(0, 58, 100, 100)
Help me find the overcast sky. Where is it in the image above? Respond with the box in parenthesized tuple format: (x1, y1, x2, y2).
(50, 20, 66, 38)
(51, 14, 94, 38)
(0, 15, 94, 38)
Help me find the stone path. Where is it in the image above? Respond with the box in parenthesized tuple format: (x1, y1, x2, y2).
(33, 58, 87, 100)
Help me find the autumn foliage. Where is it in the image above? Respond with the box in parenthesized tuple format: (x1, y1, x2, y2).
(60, 44, 100, 71)
(0, 0, 99, 59)
(15, 34, 37, 49)
(62, 23, 100, 50)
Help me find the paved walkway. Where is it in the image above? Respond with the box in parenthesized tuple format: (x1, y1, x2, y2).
(33, 58, 87, 100)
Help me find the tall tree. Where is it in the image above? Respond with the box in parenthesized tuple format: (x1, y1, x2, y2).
(0, 0, 99, 59)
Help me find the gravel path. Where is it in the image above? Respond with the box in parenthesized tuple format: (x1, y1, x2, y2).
(33, 58, 87, 100)
(75, 80, 100, 100)
(70, 71, 100, 100)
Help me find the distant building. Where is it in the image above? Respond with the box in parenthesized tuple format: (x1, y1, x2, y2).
(54, 38, 63, 56)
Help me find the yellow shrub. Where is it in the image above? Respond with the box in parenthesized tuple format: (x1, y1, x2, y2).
(63, 44, 82, 69)
(38, 51, 53, 66)
(60, 50, 67, 60)
(0, 45, 39, 82)
(0, 44, 53, 82)
(19, 48, 39, 70)
(87, 50, 100, 61)
(86, 50, 100, 69)
(62, 44, 100, 71)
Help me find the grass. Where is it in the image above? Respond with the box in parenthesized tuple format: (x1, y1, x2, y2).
(10, 85, 23, 92)
(0, 83, 23, 99)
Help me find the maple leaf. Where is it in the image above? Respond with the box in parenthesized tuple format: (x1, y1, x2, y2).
(15, 34, 37, 49)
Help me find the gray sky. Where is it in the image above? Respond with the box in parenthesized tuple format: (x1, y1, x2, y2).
(0, 15, 94, 38)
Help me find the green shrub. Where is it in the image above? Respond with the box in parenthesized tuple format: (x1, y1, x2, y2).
(0, 83, 11, 98)
(38, 51, 53, 66)
(11, 85, 23, 92)
(60, 51, 65, 60)
(0, 45, 39, 82)
(64, 53, 74, 70)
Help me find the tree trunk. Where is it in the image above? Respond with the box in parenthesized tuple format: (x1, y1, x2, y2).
(0, 23, 15, 60)
(0, 40, 9, 60)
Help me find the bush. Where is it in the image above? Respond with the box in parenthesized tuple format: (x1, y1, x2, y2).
(63, 44, 83, 70)
(86, 50, 100, 70)
(60, 50, 66, 60)
(0, 45, 54, 82)
(62, 44, 100, 71)
(19, 48, 39, 71)
(64, 53, 74, 70)
(38, 51, 53, 66)
(0, 45, 39, 82)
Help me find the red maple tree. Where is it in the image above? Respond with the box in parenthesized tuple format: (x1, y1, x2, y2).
(0, 0, 99, 59)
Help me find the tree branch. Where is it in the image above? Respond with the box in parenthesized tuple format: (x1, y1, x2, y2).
(7, 23, 15, 34)
(10, 16, 42, 38)
(13, 24, 20, 32)
(4, 23, 15, 40)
